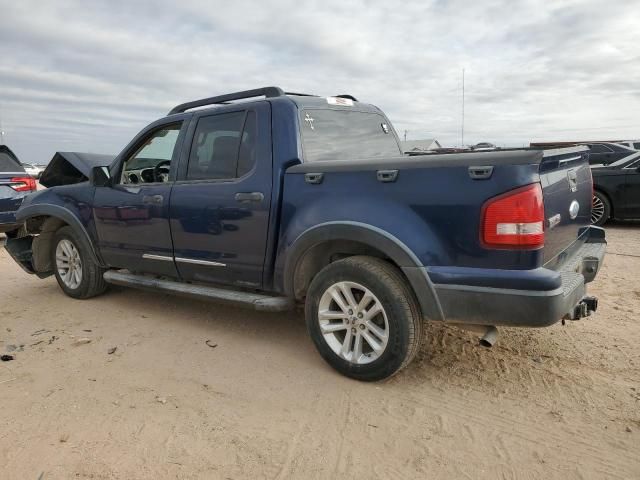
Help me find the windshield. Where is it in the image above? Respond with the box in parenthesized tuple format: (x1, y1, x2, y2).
(300, 109, 401, 162)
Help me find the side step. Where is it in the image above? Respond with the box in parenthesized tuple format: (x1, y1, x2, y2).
(103, 270, 294, 312)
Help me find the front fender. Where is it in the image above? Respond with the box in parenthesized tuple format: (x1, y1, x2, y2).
(16, 202, 104, 267)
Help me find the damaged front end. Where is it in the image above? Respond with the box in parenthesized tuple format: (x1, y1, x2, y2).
(5, 151, 114, 277)
(39, 152, 114, 188)
(4, 234, 43, 276)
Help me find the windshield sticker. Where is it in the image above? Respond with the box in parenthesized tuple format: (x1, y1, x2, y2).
(381, 123, 389, 134)
(304, 113, 315, 130)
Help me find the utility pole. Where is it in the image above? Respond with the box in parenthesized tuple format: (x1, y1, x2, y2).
(461, 68, 465, 148)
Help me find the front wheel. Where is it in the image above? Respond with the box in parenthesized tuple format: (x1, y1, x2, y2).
(52, 226, 108, 299)
(305, 256, 423, 381)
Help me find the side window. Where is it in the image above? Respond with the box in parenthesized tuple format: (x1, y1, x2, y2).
(186, 111, 257, 181)
(590, 144, 611, 154)
(634, 142, 640, 150)
(120, 123, 182, 184)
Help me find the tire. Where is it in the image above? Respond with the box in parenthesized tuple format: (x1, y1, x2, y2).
(592, 191, 611, 226)
(51, 226, 108, 299)
(305, 256, 423, 381)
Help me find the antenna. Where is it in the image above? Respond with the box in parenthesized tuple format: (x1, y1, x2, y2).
(461, 68, 465, 148)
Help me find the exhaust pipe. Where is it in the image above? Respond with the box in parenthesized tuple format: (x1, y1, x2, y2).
(478, 326, 498, 348)
(451, 324, 498, 348)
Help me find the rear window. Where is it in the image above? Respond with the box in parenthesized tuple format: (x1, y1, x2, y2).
(300, 109, 401, 162)
(0, 152, 24, 172)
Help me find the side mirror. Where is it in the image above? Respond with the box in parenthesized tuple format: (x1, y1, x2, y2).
(90, 166, 111, 187)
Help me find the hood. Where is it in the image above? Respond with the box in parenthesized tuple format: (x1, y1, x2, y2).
(40, 152, 115, 188)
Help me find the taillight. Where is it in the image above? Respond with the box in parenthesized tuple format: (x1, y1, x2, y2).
(10, 176, 37, 192)
(481, 183, 545, 249)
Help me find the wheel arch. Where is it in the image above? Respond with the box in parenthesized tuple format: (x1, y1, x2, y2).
(17, 204, 104, 271)
(283, 222, 444, 321)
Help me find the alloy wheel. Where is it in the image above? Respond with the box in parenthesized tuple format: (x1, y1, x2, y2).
(317, 281, 389, 364)
(55, 239, 83, 289)
(592, 194, 605, 225)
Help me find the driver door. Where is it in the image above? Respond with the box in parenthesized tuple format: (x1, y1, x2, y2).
(93, 120, 188, 277)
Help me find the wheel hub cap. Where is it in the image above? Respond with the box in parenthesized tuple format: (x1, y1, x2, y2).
(591, 194, 605, 224)
(317, 281, 389, 365)
(55, 239, 83, 289)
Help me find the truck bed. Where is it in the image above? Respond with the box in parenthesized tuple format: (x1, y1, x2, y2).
(282, 146, 591, 271)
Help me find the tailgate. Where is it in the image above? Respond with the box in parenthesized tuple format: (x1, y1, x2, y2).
(539, 146, 592, 264)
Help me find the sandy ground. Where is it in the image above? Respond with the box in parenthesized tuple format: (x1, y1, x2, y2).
(0, 226, 639, 479)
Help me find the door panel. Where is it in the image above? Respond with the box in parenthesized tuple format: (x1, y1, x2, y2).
(93, 121, 187, 276)
(170, 103, 272, 287)
(624, 164, 640, 218)
(94, 184, 176, 275)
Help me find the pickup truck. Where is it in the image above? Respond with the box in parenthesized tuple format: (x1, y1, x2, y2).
(5, 87, 606, 381)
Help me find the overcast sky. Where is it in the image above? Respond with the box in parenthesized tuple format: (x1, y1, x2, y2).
(0, 0, 638, 162)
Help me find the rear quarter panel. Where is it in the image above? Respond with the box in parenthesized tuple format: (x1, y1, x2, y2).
(275, 162, 542, 290)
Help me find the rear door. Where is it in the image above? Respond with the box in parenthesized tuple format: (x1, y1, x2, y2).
(539, 148, 593, 264)
(93, 120, 187, 276)
(170, 102, 272, 288)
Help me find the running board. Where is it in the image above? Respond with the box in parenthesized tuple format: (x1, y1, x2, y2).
(103, 271, 294, 312)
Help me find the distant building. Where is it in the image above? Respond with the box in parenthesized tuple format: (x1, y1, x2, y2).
(401, 139, 442, 153)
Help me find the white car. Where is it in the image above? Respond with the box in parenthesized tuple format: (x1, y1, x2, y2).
(21, 163, 45, 179)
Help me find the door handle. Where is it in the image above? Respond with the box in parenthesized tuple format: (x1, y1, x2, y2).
(142, 194, 164, 205)
(235, 192, 264, 203)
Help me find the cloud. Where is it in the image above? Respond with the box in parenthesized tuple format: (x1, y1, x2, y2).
(0, 0, 638, 161)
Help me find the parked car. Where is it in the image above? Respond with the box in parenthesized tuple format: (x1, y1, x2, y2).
(617, 140, 640, 150)
(591, 151, 640, 225)
(470, 142, 498, 151)
(583, 142, 636, 165)
(5, 87, 606, 381)
(21, 162, 46, 179)
(0, 145, 37, 233)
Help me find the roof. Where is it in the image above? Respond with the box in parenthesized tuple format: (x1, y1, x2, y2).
(167, 86, 381, 117)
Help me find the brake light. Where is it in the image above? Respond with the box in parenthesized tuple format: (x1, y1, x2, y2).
(481, 183, 544, 248)
(10, 176, 37, 192)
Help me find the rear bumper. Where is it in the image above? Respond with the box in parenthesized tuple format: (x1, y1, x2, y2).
(427, 226, 606, 327)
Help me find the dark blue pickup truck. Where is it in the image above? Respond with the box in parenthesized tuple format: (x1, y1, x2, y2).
(5, 87, 606, 380)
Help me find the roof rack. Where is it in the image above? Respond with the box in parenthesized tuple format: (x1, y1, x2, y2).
(284, 91, 317, 97)
(168, 86, 285, 115)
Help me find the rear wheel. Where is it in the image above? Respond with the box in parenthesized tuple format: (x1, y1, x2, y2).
(305, 256, 423, 381)
(52, 226, 108, 299)
(591, 191, 610, 226)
